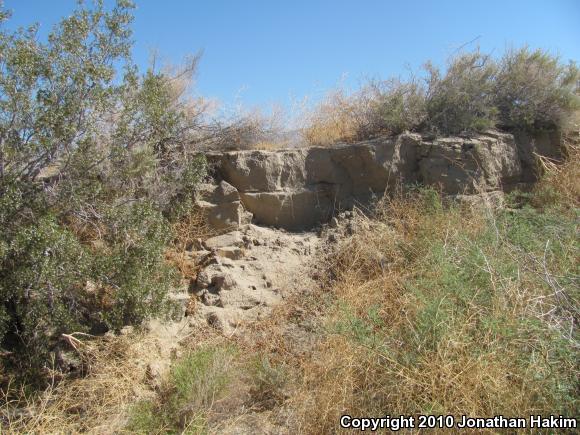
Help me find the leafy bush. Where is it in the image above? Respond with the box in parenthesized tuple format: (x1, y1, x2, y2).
(424, 50, 498, 134)
(495, 46, 580, 130)
(0, 213, 89, 364)
(0, 0, 207, 381)
(369, 78, 427, 135)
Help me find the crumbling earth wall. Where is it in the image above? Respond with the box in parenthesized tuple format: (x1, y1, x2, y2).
(198, 130, 562, 230)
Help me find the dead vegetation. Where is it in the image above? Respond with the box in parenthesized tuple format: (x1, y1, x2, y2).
(1, 334, 144, 433)
(197, 107, 287, 151)
(165, 207, 217, 281)
(533, 130, 580, 208)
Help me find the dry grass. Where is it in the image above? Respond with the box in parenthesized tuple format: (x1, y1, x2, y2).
(533, 129, 580, 208)
(301, 89, 365, 146)
(199, 107, 287, 151)
(284, 178, 578, 432)
(0, 334, 150, 434)
(252, 141, 285, 151)
(148, 163, 578, 433)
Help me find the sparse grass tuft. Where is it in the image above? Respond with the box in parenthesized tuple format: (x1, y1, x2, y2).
(126, 345, 237, 434)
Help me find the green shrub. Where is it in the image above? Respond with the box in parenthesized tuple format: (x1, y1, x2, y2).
(424, 50, 498, 134)
(0, 0, 206, 382)
(494, 46, 580, 130)
(369, 78, 427, 135)
(305, 47, 577, 143)
(0, 213, 90, 370)
(90, 201, 176, 329)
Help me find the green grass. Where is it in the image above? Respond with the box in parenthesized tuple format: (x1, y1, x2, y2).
(292, 184, 579, 432)
(126, 345, 236, 434)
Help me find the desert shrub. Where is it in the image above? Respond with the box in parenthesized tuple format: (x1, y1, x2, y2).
(304, 50, 500, 144)
(424, 50, 498, 134)
(199, 107, 285, 151)
(0, 0, 207, 381)
(494, 46, 580, 130)
(302, 88, 369, 145)
(369, 78, 427, 135)
(303, 79, 427, 146)
(0, 213, 90, 368)
(304, 47, 578, 145)
(89, 201, 176, 329)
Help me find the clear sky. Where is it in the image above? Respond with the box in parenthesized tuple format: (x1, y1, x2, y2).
(4, 0, 580, 111)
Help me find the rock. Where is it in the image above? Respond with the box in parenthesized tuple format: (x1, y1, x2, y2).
(204, 231, 244, 249)
(240, 189, 332, 230)
(209, 149, 308, 192)
(216, 180, 241, 202)
(211, 272, 235, 290)
(196, 181, 252, 231)
(195, 270, 211, 289)
(201, 291, 221, 306)
(145, 362, 164, 389)
(188, 250, 212, 261)
(206, 312, 225, 330)
(418, 133, 521, 194)
(204, 134, 421, 229)
(197, 201, 252, 231)
(215, 246, 244, 260)
(330, 217, 339, 228)
(201, 130, 561, 230)
(194, 263, 237, 294)
(197, 180, 240, 203)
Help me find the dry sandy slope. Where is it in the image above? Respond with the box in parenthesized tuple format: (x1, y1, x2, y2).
(187, 224, 320, 334)
(88, 223, 322, 433)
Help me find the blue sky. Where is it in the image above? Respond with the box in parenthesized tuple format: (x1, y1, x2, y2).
(4, 0, 580, 111)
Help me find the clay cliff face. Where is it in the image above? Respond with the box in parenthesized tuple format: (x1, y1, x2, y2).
(198, 130, 562, 230)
